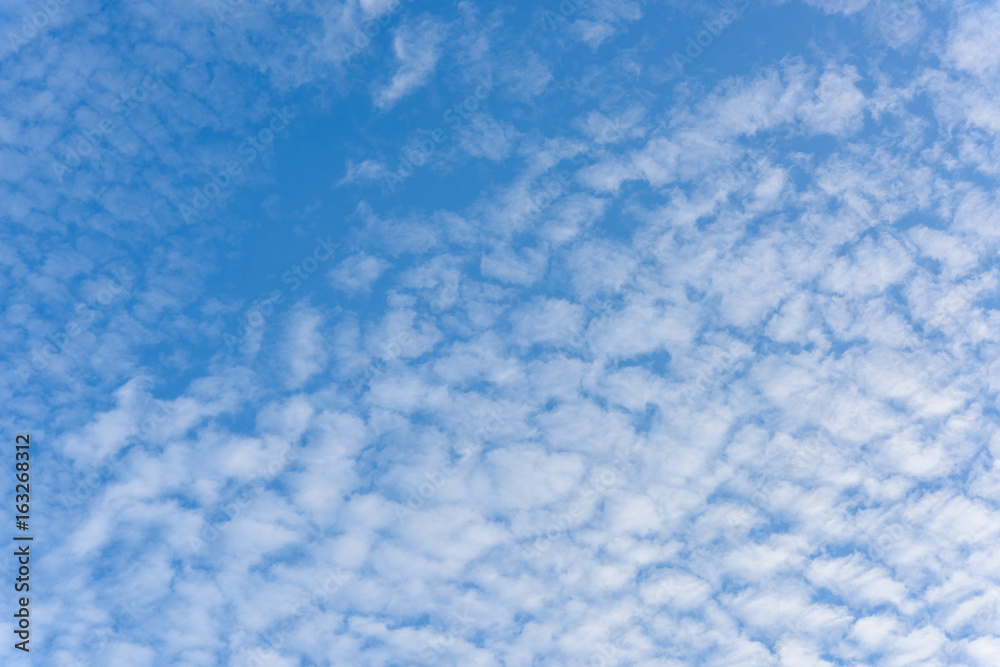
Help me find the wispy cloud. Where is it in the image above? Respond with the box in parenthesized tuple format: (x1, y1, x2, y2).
(373, 17, 447, 109)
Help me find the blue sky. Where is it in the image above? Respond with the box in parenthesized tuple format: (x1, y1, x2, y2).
(3, 0, 1000, 664)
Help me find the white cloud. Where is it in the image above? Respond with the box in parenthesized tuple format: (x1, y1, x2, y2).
(373, 18, 447, 110)
(798, 65, 867, 136)
(282, 306, 328, 388)
(14, 2, 1000, 665)
(802, 0, 872, 14)
(480, 244, 548, 285)
(329, 252, 389, 293)
(458, 114, 514, 160)
(338, 158, 390, 186)
(945, 1, 1000, 77)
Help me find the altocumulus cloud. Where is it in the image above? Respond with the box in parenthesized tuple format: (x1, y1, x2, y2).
(3, 0, 1000, 665)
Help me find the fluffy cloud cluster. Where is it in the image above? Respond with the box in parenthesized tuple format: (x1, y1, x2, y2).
(4, 0, 1000, 665)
